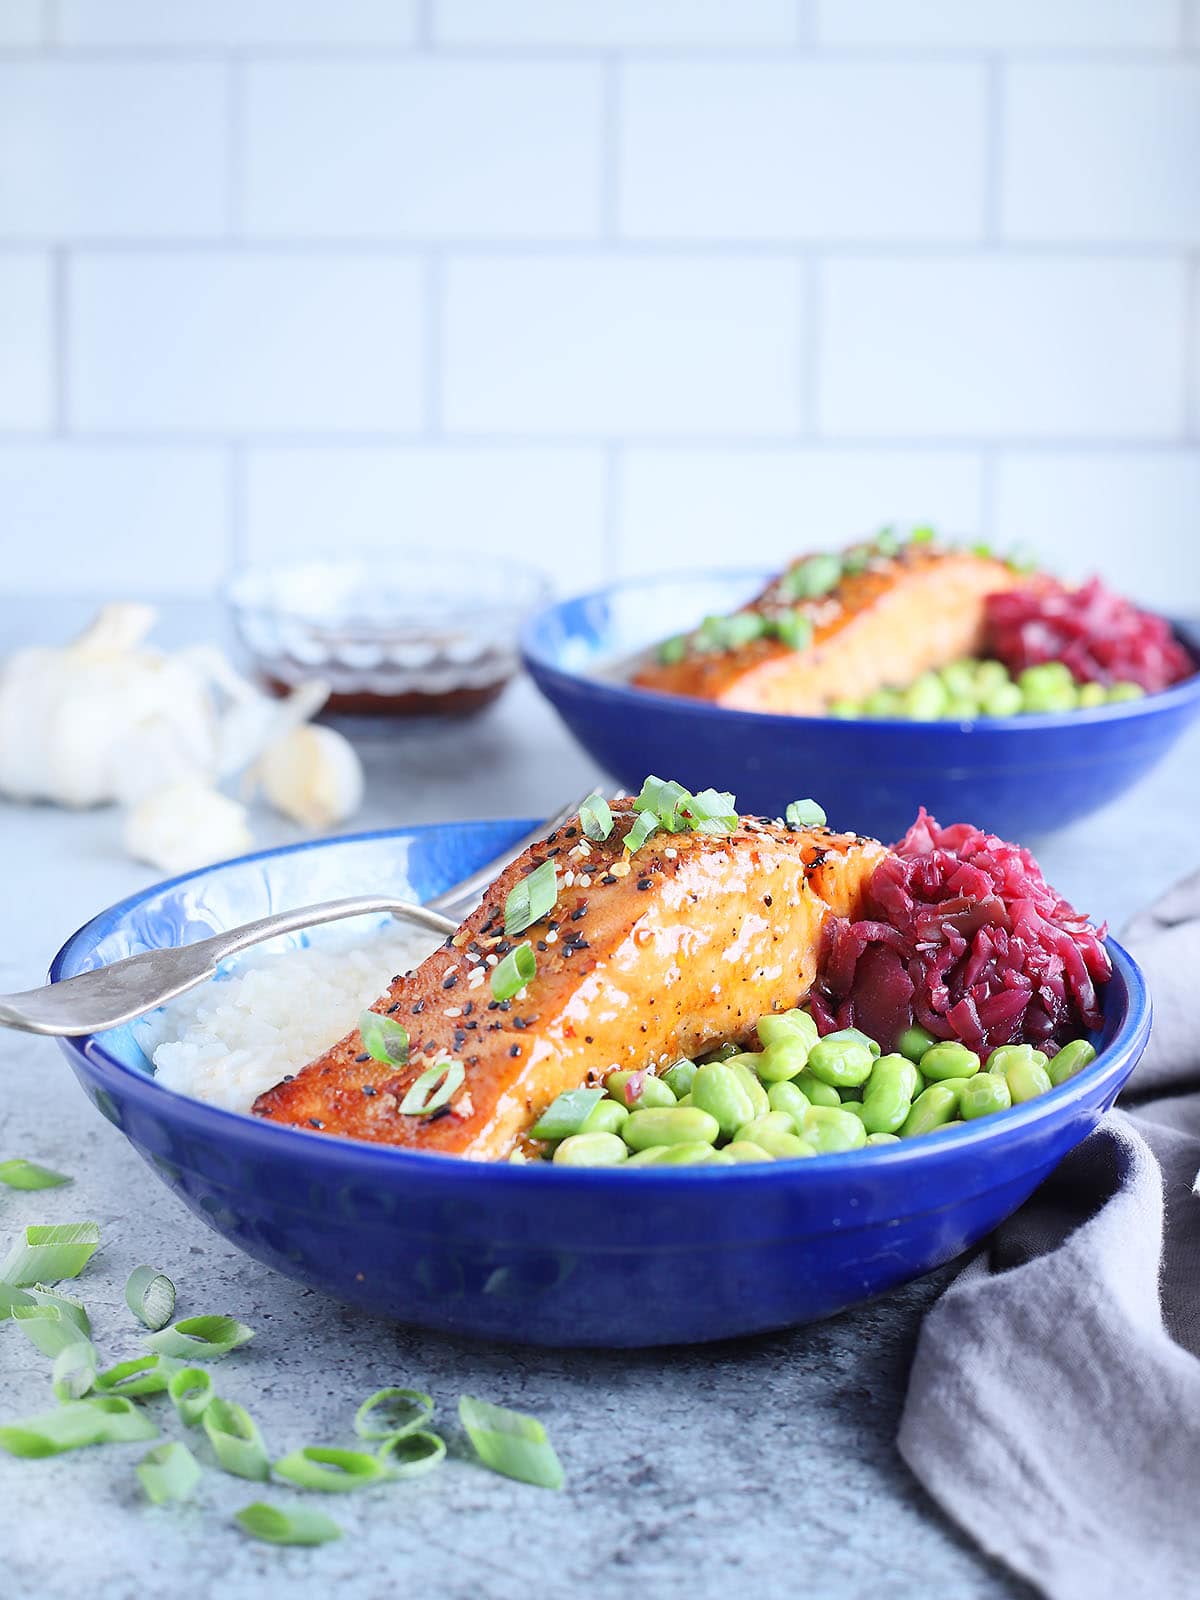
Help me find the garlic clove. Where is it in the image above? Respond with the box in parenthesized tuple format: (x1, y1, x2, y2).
(124, 781, 253, 875)
(256, 724, 364, 831)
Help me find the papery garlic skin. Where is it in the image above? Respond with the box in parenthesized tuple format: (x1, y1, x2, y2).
(124, 782, 253, 875)
(257, 724, 364, 830)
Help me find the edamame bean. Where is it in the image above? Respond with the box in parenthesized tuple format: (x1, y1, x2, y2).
(902, 674, 948, 721)
(755, 1035, 812, 1083)
(727, 1057, 770, 1118)
(982, 682, 1023, 718)
(794, 1068, 842, 1108)
(662, 1059, 698, 1099)
(691, 1063, 756, 1139)
(581, 1099, 630, 1136)
(828, 699, 859, 719)
(861, 1053, 920, 1134)
(839, 1101, 869, 1124)
(699, 1041, 741, 1064)
(866, 1133, 901, 1146)
(940, 660, 978, 698)
(807, 1036, 875, 1088)
(735, 1111, 795, 1144)
(743, 1125, 816, 1159)
(863, 688, 901, 718)
(930, 1119, 965, 1134)
(552, 1132, 628, 1167)
(802, 1105, 868, 1153)
(723, 1141, 774, 1163)
(956, 1072, 1012, 1121)
(985, 1043, 1041, 1076)
(824, 1027, 881, 1058)
(942, 696, 980, 721)
(897, 1025, 937, 1063)
(626, 1142, 725, 1168)
(973, 660, 1011, 695)
(1108, 682, 1144, 703)
(900, 1082, 960, 1137)
(1048, 1039, 1096, 1086)
(606, 1071, 676, 1110)
(1004, 1056, 1052, 1103)
(757, 1009, 819, 1052)
(623, 1106, 720, 1151)
(766, 1079, 811, 1131)
(919, 1041, 980, 1081)
(1077, 682, 1106, 709)
(1018, 663, 1077, 712)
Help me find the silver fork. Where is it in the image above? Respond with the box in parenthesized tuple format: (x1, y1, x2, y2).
(0, 788, 623, 1038)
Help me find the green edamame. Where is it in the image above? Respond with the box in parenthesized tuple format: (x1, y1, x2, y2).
(1108, 682, 1144, 703)
(901, 673, 948, 721)
(741, 1124, 816, 1159)
(1077, 682, 1107, 709)
(722, 1141, 774, 1163)
(900, 1082, 960, 1138)
(793, 1068, 842, 1107)
(726, 1057, 770, 1118)
(580, 1099, 630, 1136)
(756, 1009, 819, 1051)
(662, 1059, 698, 1099)
(623, 1106, 720, 1150)
(824, 1027, 881, 1058)
(552, 1132, 628, 1167)
(919, 1041, 980, 1080)
(606, 1071, 675, 1110)
(866, 1133, 901, 1146)
(802, 1105, 868, 1154)
(766, 1079, 811, 1132)
(699, 1042, 742, 1064)
(755, 1035, 812, 1083)
(1004, 1056, 1052, 1103)
(860, 1053, 920, 1134)
(982, 682, 1023, 718)
(896, 1025, 937, 1063)
(806, 1036, 875, 1089)
(691, 1063, 756, 1139)
(956, 1072, 1012, 1121)
(626, 1142, 727, 1168)
(1048, 1038, 1096, 1086)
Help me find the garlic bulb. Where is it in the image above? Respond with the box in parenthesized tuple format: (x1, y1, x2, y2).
(256, 724, 364, 830)
(124, 782, 253, 875)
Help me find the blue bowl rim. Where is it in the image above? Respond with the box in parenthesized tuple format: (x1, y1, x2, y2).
(520, 567, 1200, 733)
(51, 823, 1151, 1187)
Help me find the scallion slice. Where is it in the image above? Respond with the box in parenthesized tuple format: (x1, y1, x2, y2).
(378, 1429, 446, 1477)
(623, 810, 659, 855)
(125, 1265, 176, 1332)
(504, 859, 559, 936)
(0, 1397, 157, 1458)
(489, 943, 535, 1005)
(359, 1010, 409, 1068)
(530, 1089, 604, 1142)
(458, 1395, 564, 1490)
(274, 1446, 391, 1493)
(52, 1338, 97, 1401)
(875, 526, 899, 555)
(24, 1284, 90, 1333)
(684, 788, 739, 834)
(0, 1222, 99, 1287)
(399, 1059, 465, 1117)
(909, 525, 936, 544)
(96, 1354, 178, 1398)
(137, 1440, 202, 1505)
(145, 1314, 255, 1361)
(785, 798, 827, 829)
(633, 776, 689, 829)
(579, 792, 614, 842)
(353, 1386, 434, 1442)
(784, 554, 842, 600)
(167, 1365, 214, 1427)
(234, 1503, 341, 1547)
(774, 610, 813, 653)
(203, 1397, 269, 1481)
(10, 1303, 89, 1359)
(656, 634, 688, 666)
(0, 1159, 71, 1191)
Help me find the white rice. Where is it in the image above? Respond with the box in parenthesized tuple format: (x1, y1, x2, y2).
(137, 925, 440, 1113)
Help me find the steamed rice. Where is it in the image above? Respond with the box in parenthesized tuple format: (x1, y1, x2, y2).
(138, 925, 440, 1112)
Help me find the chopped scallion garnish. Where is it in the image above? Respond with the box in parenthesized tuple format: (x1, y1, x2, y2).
(125, 1265, 176, 1332)
(137, 1440, 201, 1505)
(624, 775, 739, 854)
(874, 526, 899, 555)
(458, 1395, 564, 1491)
(909, 525, 936, 543)
(234, 1503, 342, 1547)
(203, 1397, 270, 1481)
(774, 610, 813, 652)
(0, 1159, 71, 1191)
(623, 810, 660, 854)
(683, 788, 739, 834)
(656, 635, 688, 666)
(360, 1010, 409, 1067)
(783, 553, 842, 600)
(354, 1387, 434, 1442)
(490, 943, 536, 1004)
(145, 1314, 254, 1361)
(399, 1059, 465, 1116)
(579, 792, 614, 842)
(504, 859, 559, 936)
(785, 798, 827, 829)
(0, 1222, 100, 1287)
(274, 1446, 391, 1492)
(529, 1089, 604, 1142)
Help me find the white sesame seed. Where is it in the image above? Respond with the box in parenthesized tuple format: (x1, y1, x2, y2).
(563, 870, 576, 887)
(664, 847, 678, 858)
(578, 874, 592, 888)
(486, 954, 499, 966)
(467, 968, 486, 988)
(444, 1007, 462, 1018)
(545, 930, 558, 944)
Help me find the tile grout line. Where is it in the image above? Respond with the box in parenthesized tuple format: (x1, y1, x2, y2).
(424, 251, 445, 439)
(983, 56, 1005, 242)
(226, 55, 244, 239)
(800, 253, 821, 439)
(51, 245, 69, 436)
(1184, 253, 1199, 439)
(228, 440, 248, 569)
(600, 55, 621, 240)
(603, 443, 622, 582)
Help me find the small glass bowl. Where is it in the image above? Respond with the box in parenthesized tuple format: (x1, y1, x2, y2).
(227, 552, 553, 718)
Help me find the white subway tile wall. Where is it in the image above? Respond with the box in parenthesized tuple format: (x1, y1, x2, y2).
(0, 0, 1195, 609)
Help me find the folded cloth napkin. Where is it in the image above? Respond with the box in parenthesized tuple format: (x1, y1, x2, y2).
(898, 869, 1200, 1600)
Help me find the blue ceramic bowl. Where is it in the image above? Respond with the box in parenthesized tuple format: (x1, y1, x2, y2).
(521, 570, 1200, 841)
(53, 823, 1149, 1349)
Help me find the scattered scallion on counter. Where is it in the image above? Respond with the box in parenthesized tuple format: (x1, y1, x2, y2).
(52, 1338, 97, 1401)
(274, 1445, 391, 1493)
(167, 1365, 214, 1427)
(458, 1395, 564, 1490)
(203, 1397, 270, 1481)
(785, 799, 827, 829)
(10, 1302, 90, 1359)
(0, 1397, 157, 1459)
(234, 1503, 342, 1547)
(504, 858, 559, 936)
(0, 1221, 100, 1286)
(145, 1314, 255, 1361)
(359, 1010, 409, 1068)
(0, 1159, 72, 1191)
(490, 942, 536, 1004)
(378, 1429, 447, 1476)
(579, 792, 614, 842)
(137, 1440, 201, 1506)
(15, 1284, 90, 1332)
(125, 1264, 176, 1331)
(96, 1354, 179, 1398)
(399, 1058, 465, 1116)
(354, 1386, 434, 1441)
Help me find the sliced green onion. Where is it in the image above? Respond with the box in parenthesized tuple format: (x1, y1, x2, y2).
(842, 544, 872, 574)
(504, 859, 559, 936)
(125, 1265, 176, 1331)
(694, 614, 730, 652)
(0, 1222, 100, 1287)
(399, 1059, 465, 1116)
(623, 810, 659, 854)
(10, 1302, 89, 1358)
(784, 554, 842, 600)
(353, 1386, 434, 1442)
(785, 798, 827, 829)
(633, 775, 690, 828)
(0, 1397, 157, 1458)
(530, 1089, 604, 1142)
(137, 1439, 201, 1505)
(656, 634, 688, 666)
(909, 524, 937, 543)
(490, 944, 536, 1005)
(378, 1429, 446, 1477)
(52, 1338, 97, 1401)
(970, 540, 994, 559)
(203, 1397, 269, 1481)
(875, 526, 899, 555)
(145, 1314, 255, 1361)
(0, 1159, 71, 1191)
(359, 1010, 409, 1068)
(458, 1395, 564, 1490)
(683, 788, 739, 834)
(773, 610, 813, 652)
(579, 792, 614, 842)
(234, 1503, 341, 1547)
(274, 1446, 391, 1493)
(720, 611, 767, 648)
(629, 776, 739, 841)
(167, 1365, 214, 1427)
(96, 1354, 178, 1398)
(9, 1283, 91, 1333)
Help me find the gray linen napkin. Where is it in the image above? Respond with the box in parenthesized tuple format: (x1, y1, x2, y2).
(898, 869, 1200, 1600)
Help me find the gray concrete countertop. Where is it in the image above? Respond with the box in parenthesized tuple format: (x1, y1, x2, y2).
(1, 601, 1196, 1600)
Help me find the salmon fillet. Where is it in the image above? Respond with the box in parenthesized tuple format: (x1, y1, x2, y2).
(252, 802, 885, 1159)
(634, 547, 1021, 714)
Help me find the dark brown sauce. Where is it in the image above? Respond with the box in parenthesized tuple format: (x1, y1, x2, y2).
(263, 674, 510, 718)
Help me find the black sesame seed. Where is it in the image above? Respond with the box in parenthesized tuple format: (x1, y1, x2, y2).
(386, 1001, 400, 1014)
(637, 878, 653, 891)
(601, 873, 617, 885)
(546, 831, 559, 843)
(467, 1055, 480, 1066)
(362, 1085, 377, 1097)
(462, 1001, 474, 1016)
(764, 894, 773, 907)
(453, 1029, 467, 1049)
(536, 940, 548, 952)
(309, 1118, 324, 1129)
(442, 972, 458, 990)
(571, 904, 588, 921)
(282, 1074, 295, 1083)
(487, 1000, 500, 1011)
(412, 999, 426, 1015)
(354, 1052, 369, 1064)
(509, 1044, 521, 1057)
(565, 826, 578, 838)
(513, 1016, 527, 1029)
(497, 1000, 511, 1012)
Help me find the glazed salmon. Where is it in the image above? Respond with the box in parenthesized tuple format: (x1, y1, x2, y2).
(634, 547, 1020, 714)
(253, 802, 885, 1159)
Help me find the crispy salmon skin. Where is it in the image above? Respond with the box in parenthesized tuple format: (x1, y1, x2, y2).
(634, 546, 1020, 714)
(252, 802, 885, 1159)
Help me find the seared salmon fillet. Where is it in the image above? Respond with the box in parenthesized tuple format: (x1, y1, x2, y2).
(253, 802, 885, 1159)
(634, 546, 1020, 714)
